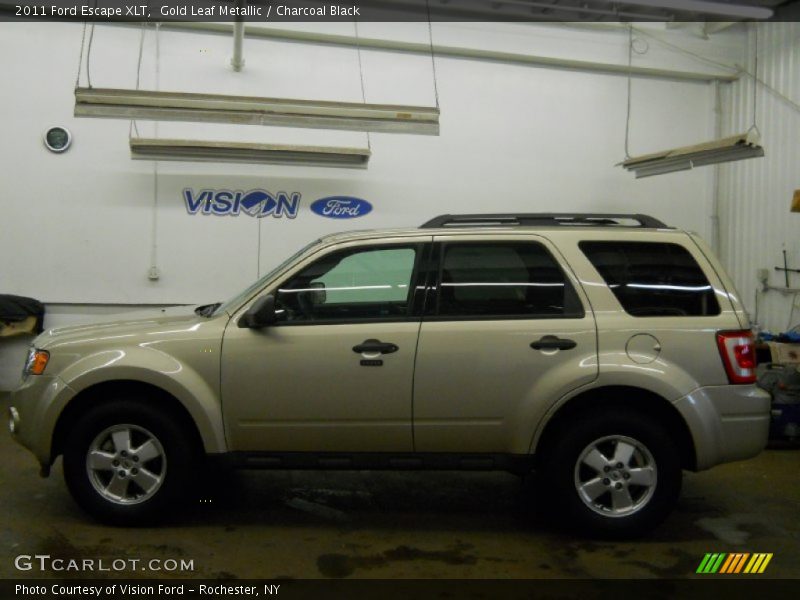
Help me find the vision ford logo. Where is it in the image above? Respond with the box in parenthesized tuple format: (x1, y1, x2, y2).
(310, 196, 372, 219)
(183, 189, 300, 218)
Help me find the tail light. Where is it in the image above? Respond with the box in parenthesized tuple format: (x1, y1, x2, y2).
(716, 330, 757, 384)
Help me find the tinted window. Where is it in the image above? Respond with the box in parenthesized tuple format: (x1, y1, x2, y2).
(436, 242, 583, 318)
(579, 241, 720, 317)
(276, 246, 417, 322)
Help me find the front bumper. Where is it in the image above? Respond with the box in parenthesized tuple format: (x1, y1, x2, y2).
(674, 384, 770, 471)
(9, 373, 74, 469)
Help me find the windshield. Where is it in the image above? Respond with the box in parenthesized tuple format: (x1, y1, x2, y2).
(215, 239, 323, 316)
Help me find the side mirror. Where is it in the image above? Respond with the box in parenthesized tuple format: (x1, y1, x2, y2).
(238, 295, 277, 328)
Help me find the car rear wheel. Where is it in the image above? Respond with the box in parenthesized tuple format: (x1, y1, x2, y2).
(541, 411, 682, 538)
(63, 399, 196, 525)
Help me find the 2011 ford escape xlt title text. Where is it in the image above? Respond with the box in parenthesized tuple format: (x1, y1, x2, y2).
(8, 213, 770, 537)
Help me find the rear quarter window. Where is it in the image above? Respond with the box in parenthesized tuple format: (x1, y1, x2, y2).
(579, 241, 720, 317)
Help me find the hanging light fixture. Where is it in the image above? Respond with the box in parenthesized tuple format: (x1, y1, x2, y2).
(619, 131, 764, 178)
(130, 137, 370, 168)
(619, 23, 765, 178)
(75, 87, 440, 135)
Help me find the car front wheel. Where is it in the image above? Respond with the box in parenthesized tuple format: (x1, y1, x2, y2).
(63, 399, 196, 525)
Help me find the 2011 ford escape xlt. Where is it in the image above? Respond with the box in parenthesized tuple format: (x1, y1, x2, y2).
(9, 213, 770, 536)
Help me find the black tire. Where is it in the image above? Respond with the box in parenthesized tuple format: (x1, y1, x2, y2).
(539, 410, 682, 538)
(63, 398, 197, 525)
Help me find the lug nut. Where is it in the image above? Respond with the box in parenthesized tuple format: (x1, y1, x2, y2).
(131, 468, 139, 475)
(132, 456, 139, 462)
(120, 451, 128, 457)
(118, 470, 126, 477)
(616, 462, 623, 468)
(603, 466, 611, 473)
(112, 460, 119, 467)
(615, 482, 622, 490)
(602, 478, 610, 485)
(623, 473, 630, 480)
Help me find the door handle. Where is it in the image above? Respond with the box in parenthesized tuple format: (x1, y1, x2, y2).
(352, 339, 399, 354)
(530, 335, 577, 351)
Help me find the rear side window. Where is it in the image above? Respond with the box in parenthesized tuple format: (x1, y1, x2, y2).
(579, 241, 720, 317)
(436, 242, 584, 318)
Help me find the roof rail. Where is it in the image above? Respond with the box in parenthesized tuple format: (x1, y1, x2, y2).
(420, 213, 669, 229)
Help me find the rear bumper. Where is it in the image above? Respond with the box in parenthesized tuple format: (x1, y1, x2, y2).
(674, 384, 770, 471)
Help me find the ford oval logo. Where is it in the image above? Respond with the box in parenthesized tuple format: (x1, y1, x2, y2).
(310, 196, 373, 219)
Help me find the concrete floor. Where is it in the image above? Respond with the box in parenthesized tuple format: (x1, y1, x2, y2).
(2, 392, 799, 580)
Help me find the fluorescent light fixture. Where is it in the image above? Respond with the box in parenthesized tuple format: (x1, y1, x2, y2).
(130, 138, 370, 169)
(615, 0, 773, 20)
(620, 131, 764, 179)
(76, 87, 439, 135)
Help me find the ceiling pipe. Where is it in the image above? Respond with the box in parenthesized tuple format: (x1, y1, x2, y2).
(230, 0, 245, 72)
(157, 22, 739, 84)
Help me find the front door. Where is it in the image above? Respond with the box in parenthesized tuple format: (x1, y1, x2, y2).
(221, 238, 429, 452)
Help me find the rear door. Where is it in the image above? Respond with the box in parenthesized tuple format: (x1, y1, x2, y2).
(413, 234, 598, 453)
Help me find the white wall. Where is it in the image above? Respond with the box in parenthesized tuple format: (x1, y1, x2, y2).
(718, 23, 800, 334)
(0, 21, 746, 388)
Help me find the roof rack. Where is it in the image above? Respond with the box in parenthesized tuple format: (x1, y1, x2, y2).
(420, 213, 669, 229)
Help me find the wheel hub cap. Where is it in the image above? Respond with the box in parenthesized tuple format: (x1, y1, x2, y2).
(573, 434, 657, 518)
(85, 424, 167, 506)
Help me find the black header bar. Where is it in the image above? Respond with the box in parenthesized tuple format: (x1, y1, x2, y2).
(1, 0, 796, 23)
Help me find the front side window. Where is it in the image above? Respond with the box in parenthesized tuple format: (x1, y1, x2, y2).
(275, 246, 418, 323)
(579, 241, 721, 317)
(435, 242, 584, 318)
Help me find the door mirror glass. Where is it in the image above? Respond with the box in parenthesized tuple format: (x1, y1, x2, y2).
(238, 295, 277, 328)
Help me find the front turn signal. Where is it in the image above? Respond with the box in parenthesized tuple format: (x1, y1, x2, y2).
(28, 350, 50, 375)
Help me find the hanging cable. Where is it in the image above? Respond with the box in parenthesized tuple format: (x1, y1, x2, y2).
(257, 218, 262, 278)
(749, 23, 760, 136)
(749, 70, 800, 115)
(353, 18, 371, 150)
(629, 25, 739, 74)
(155, 22, 161, 90)
(425, 0, 440, 109)
(134, 21, 147, 89)
(130, 22, 147, 139)
(75, 21, 88, 88)
(85, 0, 98, 88)
(630, 23, 798, 115)
(623, 25, 633, 160)
(149, 22, 162, 281)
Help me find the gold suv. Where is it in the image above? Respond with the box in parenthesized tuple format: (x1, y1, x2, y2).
(9, 213, 770, 536)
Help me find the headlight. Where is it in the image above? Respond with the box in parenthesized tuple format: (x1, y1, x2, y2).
(23, 348, 50, 376)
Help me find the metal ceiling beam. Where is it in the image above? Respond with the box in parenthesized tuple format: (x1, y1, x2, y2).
(155, 23, 740, 83)
(703, 22, 739, 36)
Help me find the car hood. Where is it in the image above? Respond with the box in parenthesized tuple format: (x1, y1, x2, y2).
(34, 305, 213, 349)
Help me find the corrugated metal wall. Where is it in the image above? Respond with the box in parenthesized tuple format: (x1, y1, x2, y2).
(718, 22, 800, 334)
